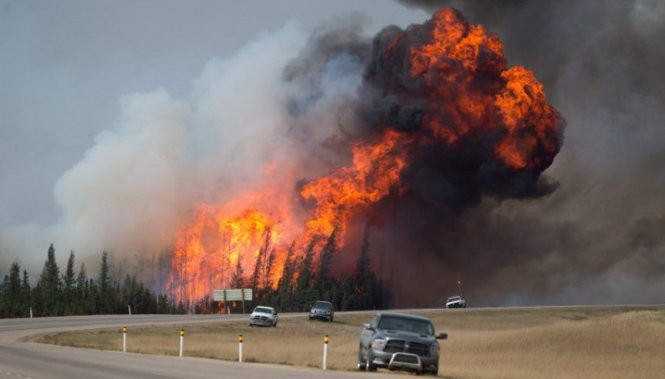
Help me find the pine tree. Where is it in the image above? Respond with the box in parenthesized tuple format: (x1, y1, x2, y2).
(263, 248, 276, 291)
(0, 274, 8, 318)
(62, 251, 76, 315)
(75, 263, 87, 314)
(295, 238, 319, 310)
(352, 227, 380, 310)
(85, 277, 97, 314)
(276, 243, 296, 311)
(250, 228, 272, 291)
(4, 262, 22, 317)
(21, 269, 31, 316)
(97, 251, 114, 314)
(37, 244, 62, 316)
(315, 229, 337, 300)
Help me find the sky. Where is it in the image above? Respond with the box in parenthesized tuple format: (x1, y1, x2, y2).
(1, 0, 664, 306)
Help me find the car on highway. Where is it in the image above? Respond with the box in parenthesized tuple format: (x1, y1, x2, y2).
(358, 312, 447, 375)
(445, 295, 467, 308)
(249, 305, 278, 327)
(309, 300, 334, 322)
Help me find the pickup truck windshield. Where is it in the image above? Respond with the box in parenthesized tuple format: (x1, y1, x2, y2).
(378, 315, 434, 335)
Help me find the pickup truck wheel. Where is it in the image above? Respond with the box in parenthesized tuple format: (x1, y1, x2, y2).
(357, 349, 366, 371)
(365, 352, 377, 372)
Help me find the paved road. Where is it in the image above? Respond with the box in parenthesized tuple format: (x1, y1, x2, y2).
(0, 314, 379, 379)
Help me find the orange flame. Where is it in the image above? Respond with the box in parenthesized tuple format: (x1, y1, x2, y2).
(300, 130, 411, 242)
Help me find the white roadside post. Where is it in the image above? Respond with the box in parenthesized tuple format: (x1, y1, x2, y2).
(122, 326, 127, 353)
(238, 334, 243, 363)
(179, 329, 185, 357)
(323, 335, 329, 370)
(29, 307, 33, 319)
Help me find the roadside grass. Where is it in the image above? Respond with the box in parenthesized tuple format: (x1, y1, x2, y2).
(33, 305, 665, 378)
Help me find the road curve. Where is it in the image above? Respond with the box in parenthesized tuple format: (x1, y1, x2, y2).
(0, 314, 379, 379)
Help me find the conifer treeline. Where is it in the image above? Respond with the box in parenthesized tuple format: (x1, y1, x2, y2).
(0, 245, 183, 318)
(1, 228, 385, 318)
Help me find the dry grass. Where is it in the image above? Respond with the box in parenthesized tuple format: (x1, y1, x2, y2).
(34, 305, 665, 378)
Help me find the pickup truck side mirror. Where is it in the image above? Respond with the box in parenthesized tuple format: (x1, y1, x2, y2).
(436, 332, 448, 340)
(363, 323, 374, 331)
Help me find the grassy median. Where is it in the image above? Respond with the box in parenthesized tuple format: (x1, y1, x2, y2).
(34, 305, 665, 378)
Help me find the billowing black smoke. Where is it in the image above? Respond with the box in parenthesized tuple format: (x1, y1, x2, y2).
(387, 0, 665, 306)
(284, 8, 571, 307)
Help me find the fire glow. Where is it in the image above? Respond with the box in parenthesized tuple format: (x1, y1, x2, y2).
(167, 8, 564, 305)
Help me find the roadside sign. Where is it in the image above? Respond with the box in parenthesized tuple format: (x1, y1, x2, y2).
(213, 288, 253, 301)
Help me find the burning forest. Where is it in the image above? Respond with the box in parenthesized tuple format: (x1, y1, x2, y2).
(166, 8, 565, 308)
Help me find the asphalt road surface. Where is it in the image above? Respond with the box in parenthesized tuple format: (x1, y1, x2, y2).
(0, 314, 379, 379)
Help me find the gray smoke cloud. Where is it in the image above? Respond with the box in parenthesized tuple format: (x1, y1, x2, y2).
(390, 0, 665, 306)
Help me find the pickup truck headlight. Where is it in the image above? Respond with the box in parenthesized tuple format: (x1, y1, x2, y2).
(371, 338, 386, 350)
(430, 343, 440, 356)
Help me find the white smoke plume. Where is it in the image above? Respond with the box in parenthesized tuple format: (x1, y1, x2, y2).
(0, 24, 320, 275)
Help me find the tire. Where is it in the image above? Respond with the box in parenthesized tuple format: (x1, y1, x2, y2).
(357, 348, 366, 371)
(273, 320, 278, 327)
(365, 351, 377, 372)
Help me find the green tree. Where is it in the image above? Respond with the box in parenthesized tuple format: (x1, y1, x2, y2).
(97, 251, 115, 314)
(276, 243, 297, 311)
(21, 269, 31, 315)
(250, 229, 272, 291)
(295, 238, 319, 310)
(0, 274, 8, 318)
(351, 227, 380, 310)
(315, 229, 337, 299)
(62, 251, 76, 315)
(37, 244, 62, 316)
(1, 262, 23, 317)
(76, 263, 94, 314)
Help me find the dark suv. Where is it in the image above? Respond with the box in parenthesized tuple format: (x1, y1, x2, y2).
(309, 300, 334, 322)
(358, 312, 447, 375)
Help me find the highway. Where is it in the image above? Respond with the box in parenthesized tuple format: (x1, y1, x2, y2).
(0, 314, 375, 379)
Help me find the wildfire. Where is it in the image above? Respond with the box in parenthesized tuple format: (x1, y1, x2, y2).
(300, 130, 412, 241)
(167, 8, 564, 305)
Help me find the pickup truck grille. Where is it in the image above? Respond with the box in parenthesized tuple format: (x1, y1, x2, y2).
(384, 340, 429, 357)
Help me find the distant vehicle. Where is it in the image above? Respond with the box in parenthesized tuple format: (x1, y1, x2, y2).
(445, 296, 467, 308)
(358, 312, 447, 375)
(249, 306, 278, 327)
(309, 300, 334, 322)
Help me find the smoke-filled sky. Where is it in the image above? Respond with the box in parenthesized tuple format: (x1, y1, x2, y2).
(2, 0, 664, 306)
